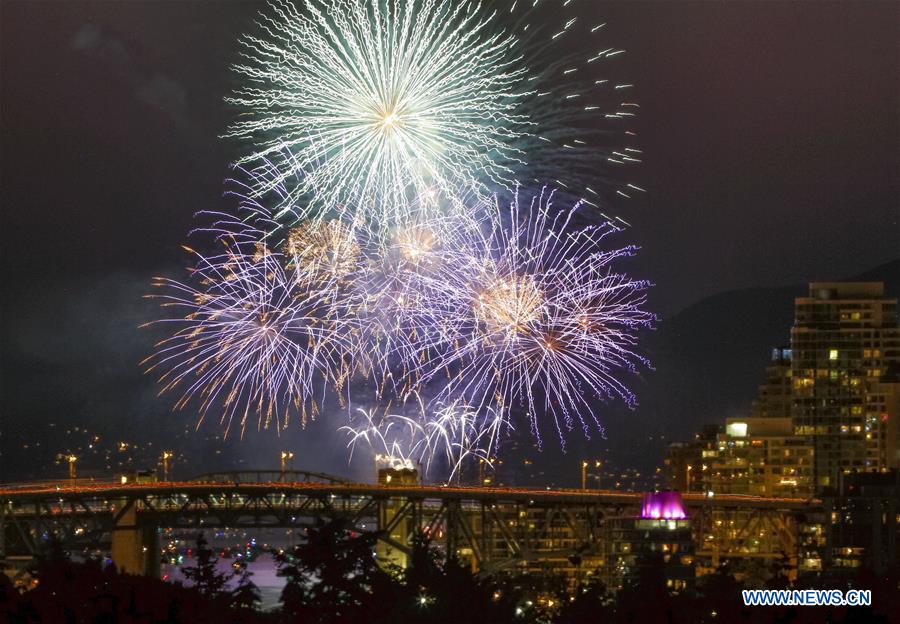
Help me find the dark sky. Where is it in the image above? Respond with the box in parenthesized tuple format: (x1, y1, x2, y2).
(1, 1, 898, 480)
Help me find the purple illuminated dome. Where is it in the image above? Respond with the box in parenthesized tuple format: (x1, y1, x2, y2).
(641, 491, 687, 520)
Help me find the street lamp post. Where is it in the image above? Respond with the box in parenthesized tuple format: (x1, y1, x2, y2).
(67, 455, 78, 484)
(161, 451, 173, 482)
(581, 459, 602, 490)
(280, 451, 294, 477)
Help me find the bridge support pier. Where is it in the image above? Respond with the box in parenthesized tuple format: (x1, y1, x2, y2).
(377, 497, 412, 569)
(111, 501, 159, 578)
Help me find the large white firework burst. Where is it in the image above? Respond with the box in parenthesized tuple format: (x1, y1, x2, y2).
(225, 0, 530, 224)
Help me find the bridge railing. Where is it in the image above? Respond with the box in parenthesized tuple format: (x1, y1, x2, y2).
(187, 469, 351, 485)
(0, 477, 121, 491)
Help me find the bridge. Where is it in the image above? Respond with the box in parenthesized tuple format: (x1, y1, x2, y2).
(1, 470, 821, 583)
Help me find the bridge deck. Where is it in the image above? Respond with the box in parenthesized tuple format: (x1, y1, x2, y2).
(0, 480, 818, 510)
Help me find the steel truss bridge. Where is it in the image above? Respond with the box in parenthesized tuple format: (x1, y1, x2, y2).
(0, 470, 821, 580)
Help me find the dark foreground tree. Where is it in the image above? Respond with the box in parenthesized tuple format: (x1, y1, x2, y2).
(231, 558, 262, 612)
(615, 552, 698, 624)
(0, 543, 270, 624)
(385, 531, 523, 624)
(555, 571, 614, 624)
(181, 532, 232, 601)
(275, 516, 399, 624)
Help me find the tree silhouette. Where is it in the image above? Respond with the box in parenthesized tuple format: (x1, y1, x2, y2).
(230, 558, 262, 612)
(693, 560, 749, 623)
(181, 532, 231, 601)
(275, 516, 397, 624)
(1, 543, 262, 623)
(555, 570, 614, 624)
(388, 530, 521, 624)
(762, 553, 794, 591)
(615, 552, 676, 623)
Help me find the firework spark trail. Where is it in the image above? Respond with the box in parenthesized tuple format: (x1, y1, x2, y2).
(340, 408, 424, 471)
(142, 236, 361, 437)
(420, 403, 509, 479)
(340, 402, 509, 479)
(411, 188, 655, 448)
(203, 162, 370, 326)
(498, 1, 645, 211)
(349, 209, 475, 400)
(225, 0, 530, 224)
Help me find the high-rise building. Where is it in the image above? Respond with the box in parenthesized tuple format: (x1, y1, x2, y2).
(701, 417, 813, 498)
(750, 347, 794, 419)
(664, 424, 721, 493)
(790, 282, 900, 492)
(867, 363, 900, 471)
(819, 471, 899, 575)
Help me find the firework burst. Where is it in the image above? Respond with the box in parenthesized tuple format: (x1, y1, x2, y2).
(341, 408, 423, 471)
(420, 402, 509, 479)
(285, 219, 362, 283)
(142, 237, 358, 437)
(146, 1, 654, 475)
(225, 0, 530, 223)
(341, 402, 508, 479)
(414, 188, 654, 448)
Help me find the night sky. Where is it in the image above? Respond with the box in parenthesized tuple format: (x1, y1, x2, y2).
(1, 1, 898, 481)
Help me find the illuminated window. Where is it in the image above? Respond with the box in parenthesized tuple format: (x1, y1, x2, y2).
(829, 349, 839, 360)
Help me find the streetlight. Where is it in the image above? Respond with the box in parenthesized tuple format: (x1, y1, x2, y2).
(581, 459, 602, 490)
(67, 455, 78, 483)
(280, 451, 294, 476)
(161, 451, 173, 482)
